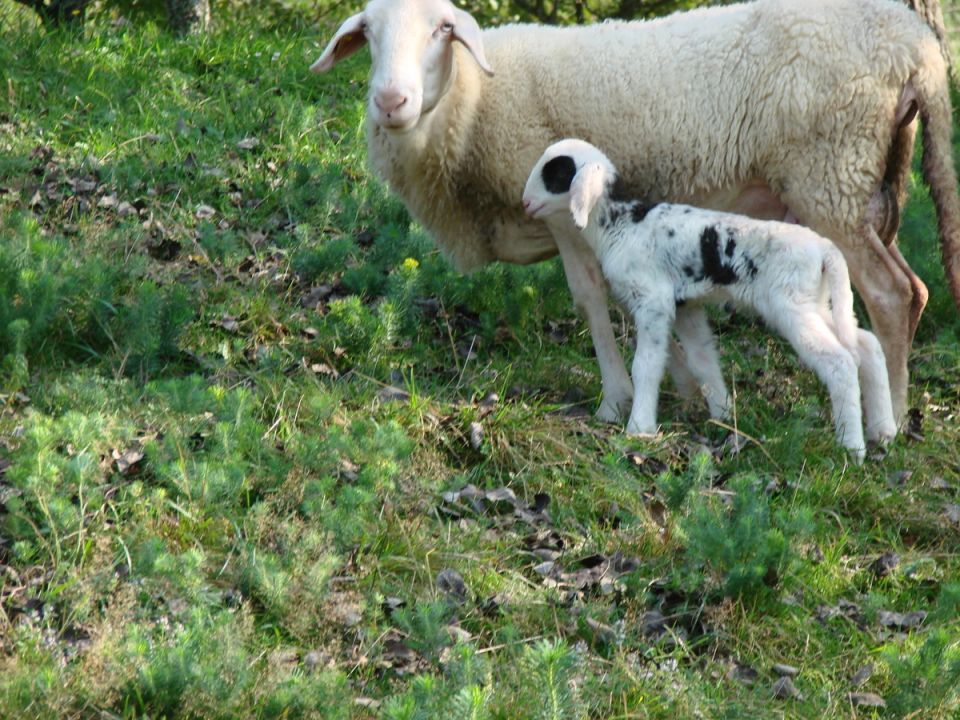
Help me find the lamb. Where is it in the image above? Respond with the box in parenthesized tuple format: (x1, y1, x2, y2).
(522, 139, 898, 461)
(312, 0, 960, 426)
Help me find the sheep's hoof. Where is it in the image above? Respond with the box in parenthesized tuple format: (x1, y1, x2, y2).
(866, 423, 898, 446)
(596, 391, 632, 424)
(626, 429, 660, 440)
(595, 402, 624, 424)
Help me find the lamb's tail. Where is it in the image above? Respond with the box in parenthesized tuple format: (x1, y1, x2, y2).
(911, 32, 960, 311)
(823, 245, 859, 353)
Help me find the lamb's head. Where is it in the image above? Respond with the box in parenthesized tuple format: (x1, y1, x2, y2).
(522, 139, 616, 229)
(311, 0, 493, 133)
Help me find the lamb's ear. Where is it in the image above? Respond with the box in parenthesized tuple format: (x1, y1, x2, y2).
(570, 162, 605, 229)
(452, 7, 494, 77)
(311, 13, 367, 73)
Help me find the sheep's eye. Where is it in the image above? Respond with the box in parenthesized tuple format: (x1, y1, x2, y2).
(359, 20, 368, 34)
(440, 21, 454, 33)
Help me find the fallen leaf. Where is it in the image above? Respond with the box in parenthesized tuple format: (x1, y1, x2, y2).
(212, 314, 240, 333)
(772, 676, 802, 700)
(484, 487, 518, 514)
(877, 609, 926, 630)
(847, 692, 885, 708)
(117, 201, 137, 218)
(300, 285, 334, 308)
(869, 551, 899, 578)
(236, 137, 260, 150)
(195, 204, 216, 220)
(377, 386, 410, 403)
(850, 664, 873, 688)
(584, 616, 617, 645)
(468, 421, 484, 451)
(436, 568, 468, 604)
(727, 661, 759, 686)
(112, 447, 145, 476)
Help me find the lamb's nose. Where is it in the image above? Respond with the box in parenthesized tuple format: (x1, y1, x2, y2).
(375, 89, 408, 115)
(522, 198, 532, 212)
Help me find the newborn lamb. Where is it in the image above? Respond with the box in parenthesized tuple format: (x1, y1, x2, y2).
(522, 139, 897, 462)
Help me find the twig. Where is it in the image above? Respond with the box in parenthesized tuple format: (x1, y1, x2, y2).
(706, 418, 781, 470)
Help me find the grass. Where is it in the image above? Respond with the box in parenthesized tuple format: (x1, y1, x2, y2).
(1, 4, 960, 719)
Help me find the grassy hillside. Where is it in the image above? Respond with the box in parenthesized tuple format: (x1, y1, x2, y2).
(1, 6, 959, 719)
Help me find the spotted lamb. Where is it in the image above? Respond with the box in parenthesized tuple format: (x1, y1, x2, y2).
(523, 139, 898, 462)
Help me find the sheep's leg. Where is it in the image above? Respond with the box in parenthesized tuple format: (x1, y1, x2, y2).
(550, 225, 634, 421)
(854, 328, 898, 445)
(666, 336, 701, 401)
(673, 305, 731, 419)
(776, 307, 865, 462)
(626, 301, 674, 435)
(842, 226, 924, 426)
(886, 240, 929, 343)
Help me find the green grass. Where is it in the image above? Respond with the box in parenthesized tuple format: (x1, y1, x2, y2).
(1, 5, 960, 719)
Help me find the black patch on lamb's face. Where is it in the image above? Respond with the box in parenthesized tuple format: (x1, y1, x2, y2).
(700, 226, 738, 285)
(724, 236, 736, 258)
(541, 155, 577, 194)
(667, 228, 676, 238)
(745, 257, 759, 278)
(682, 265, 695, 278)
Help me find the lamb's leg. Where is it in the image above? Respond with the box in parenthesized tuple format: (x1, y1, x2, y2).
(855, 328, 898, 445)
(673, 305, 732, 419)
(626, 302, 674, 435)
(550, 224, 634, 421)
(776, 308, 866, 462)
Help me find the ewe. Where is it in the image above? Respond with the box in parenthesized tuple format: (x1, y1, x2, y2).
(523, 139, 898, 462)
(313, 0, 960, 425)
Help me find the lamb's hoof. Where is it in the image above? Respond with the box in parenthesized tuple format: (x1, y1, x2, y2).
(625, 419, 658, 437)
(848, 446, 866, 465)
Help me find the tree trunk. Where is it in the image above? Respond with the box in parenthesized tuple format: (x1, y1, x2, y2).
(13, 0, 91, 28)
(904, 0, 954, 73)
(165, 0, 211, 35)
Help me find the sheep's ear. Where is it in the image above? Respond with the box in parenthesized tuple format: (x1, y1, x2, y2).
(452, 7, 494, 77)
(570, 162, 605, 229)
(311, 13, 367, 73)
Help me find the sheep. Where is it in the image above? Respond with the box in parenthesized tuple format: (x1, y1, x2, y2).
(522, 138, 898, 461)
(312, 0, 960, 426)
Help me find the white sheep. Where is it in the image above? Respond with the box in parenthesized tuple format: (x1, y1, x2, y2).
(523, 138, 898, 461)
(312, 0, 960, 425)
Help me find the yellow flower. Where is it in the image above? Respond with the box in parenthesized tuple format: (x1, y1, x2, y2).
(401, 257, 420, 270)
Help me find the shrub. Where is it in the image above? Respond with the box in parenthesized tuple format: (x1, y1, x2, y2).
(679, 476, 811, 599)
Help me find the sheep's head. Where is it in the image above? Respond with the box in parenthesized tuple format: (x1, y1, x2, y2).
(523, 139, 615, 229)
(311, 0, 493, 133)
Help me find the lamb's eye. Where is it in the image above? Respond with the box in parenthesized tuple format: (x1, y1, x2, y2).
(440, 21, 454, 33)
(359, 20, 368, 34)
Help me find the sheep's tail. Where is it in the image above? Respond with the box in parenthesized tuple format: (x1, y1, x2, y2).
(912, 35, 960, 311)
(823, 245, 859, 353)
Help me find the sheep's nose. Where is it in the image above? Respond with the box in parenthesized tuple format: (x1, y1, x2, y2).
(522, 198, 532, 212)
(375, 89, 408, 115)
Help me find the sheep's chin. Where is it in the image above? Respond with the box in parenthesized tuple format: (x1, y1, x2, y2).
(379, 119, 419, 134)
